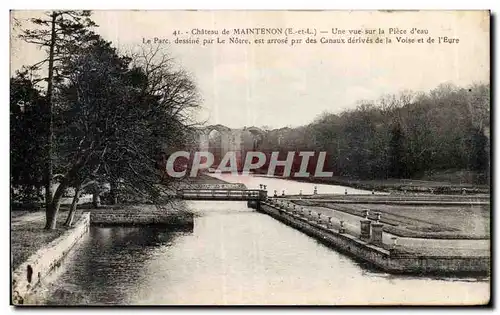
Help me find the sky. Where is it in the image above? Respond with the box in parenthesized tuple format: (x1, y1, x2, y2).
(10, 10, 489, 129)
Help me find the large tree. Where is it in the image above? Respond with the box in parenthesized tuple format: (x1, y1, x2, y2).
(51, 41, 200, 228)
(19, 10, 97, 229)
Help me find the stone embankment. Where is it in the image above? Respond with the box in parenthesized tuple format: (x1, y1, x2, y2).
(90, 204, 193, 227)
(12, 213, 91, 305)
(253, 200, 490, 275)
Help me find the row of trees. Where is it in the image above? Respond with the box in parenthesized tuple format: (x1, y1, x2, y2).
(11, 11, 200, 229)
(259, 83, 490, 183)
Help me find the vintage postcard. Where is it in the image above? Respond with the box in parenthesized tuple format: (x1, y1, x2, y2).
(10, 10, 490, 306)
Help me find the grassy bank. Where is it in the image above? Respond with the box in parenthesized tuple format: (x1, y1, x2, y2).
(11, 206, 84, 270)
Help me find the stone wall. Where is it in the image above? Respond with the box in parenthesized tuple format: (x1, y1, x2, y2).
(90, 207, 193, 227)
(11, 212, 91, 305)
(258, 202, 490, 275)
(387, 254, 491, 274)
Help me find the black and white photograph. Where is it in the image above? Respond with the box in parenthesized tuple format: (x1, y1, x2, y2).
(9, 9, 491, 306)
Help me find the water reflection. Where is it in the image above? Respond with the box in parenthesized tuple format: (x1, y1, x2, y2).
(208, 173, 381, 195)
(47, 227, 191, 305)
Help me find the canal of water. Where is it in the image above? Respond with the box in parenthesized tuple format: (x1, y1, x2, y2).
(43, 175, 489, 305)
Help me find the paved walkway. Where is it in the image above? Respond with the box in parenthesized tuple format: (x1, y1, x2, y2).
(268, 199, 490, 257)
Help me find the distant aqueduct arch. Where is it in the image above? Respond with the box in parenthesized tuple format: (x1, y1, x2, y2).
(198, 125, 265, 166)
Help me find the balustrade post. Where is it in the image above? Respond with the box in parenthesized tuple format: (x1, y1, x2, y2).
(360, 219, 372, 241)
(339, 220, 346, 233)
(370, 222, 384, 246)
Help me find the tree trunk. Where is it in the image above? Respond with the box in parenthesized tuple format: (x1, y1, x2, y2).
(44, 179, 68, 230)
(64, 184, 82, 227)
(44, 209, 55, 230)
(92, 189, 101, 208)
(44, 12, 57, 224)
